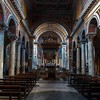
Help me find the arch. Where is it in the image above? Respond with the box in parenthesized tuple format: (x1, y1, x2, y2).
(8, 19, 16, 34)
(34, 22, 68, 43)
(7, 14, 17, 33)
(87, 13, 100, 34)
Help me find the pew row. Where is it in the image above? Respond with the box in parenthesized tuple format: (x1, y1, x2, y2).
(68, 73, 100, 100)
(0, 72, 37, 100)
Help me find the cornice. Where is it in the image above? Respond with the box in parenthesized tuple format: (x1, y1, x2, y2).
(70, 0, 98, 37)
(79, 0, 97, 18)
(6, 0, 31, 36)
(9, 0, 24, 20)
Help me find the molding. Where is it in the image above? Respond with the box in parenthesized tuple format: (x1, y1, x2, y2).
(70, 0, 98, 37)
(9, 0, 25, 20)
(70, 18, 84, 37)
(4, 0, 31, 36)
(79, 0, 97, 18)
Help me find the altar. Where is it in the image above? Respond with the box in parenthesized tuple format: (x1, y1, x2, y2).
(45, 63, 56, 79)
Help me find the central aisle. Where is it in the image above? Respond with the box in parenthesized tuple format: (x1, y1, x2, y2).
(27, 79, 87, 100)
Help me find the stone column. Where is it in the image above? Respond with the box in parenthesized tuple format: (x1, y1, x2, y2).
(34, 43, 38, 68)
(85, 40, 88, 74)
(0, 30, 5, 78)
(21, 46, 25, 73)
(0, 25, 8, 78)
(81, 41, 86, 74)
(88, 35, 95, 76)
(62, 43, 67, 68)
(9, 41, 16, 76)
(16, 40, 21, 74)
(29, 36, 35, 70)
(66, 37, 71, 70)
(77, 45, 80, 74)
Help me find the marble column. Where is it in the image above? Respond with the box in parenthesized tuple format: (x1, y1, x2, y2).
(62, 43, 67, 68)
(16, 40, 21, 74)
(29, 36, 35, 70)
(77, 45, 80, 74)
(0, 30, 4, 78)
(21, 46, 25, 73)
(66, 38, 70, 70)
(9, 41, 16, 76)
(85, 40, 88, 74)
(88, 35, 95, 76)
(34, 43, 38, 68)
(81, 41, 86, 74)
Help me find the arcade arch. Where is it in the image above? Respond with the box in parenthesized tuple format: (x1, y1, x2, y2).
(33, 22, 69, 69)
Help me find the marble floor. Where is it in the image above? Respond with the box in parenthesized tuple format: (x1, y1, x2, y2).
(26, 79, 87, 100)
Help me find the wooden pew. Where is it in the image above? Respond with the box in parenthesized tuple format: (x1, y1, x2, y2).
(0, 79, 30, 98)
(69, 74, 100, 100)
(0, 72, 37, 100)
(0, 85, 23, 100)
(5, 72, 37, 87)
(68, 73, 89, 86)
(87, 77, 100, 99)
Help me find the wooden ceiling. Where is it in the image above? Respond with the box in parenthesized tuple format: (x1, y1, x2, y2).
(25, 0, 77, 34)
(26, 0, 75, 15)
(25, 0, 76, 27)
